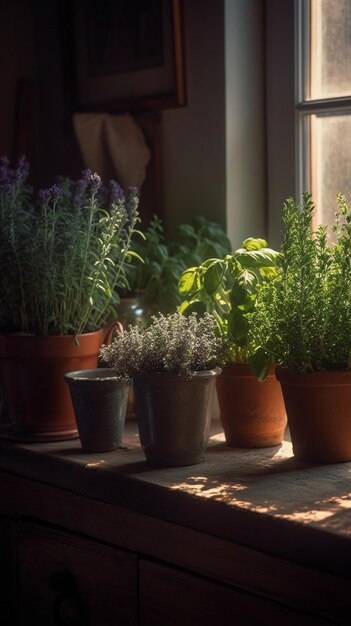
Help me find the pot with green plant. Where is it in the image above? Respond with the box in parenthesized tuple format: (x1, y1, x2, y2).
(117, 214, 232, 318)
(178, 238, 286, 448)
(100, 311, 224, 467)
(249, 192, 351, 463)
(0, 156, 141, 441)
(113, 214, 231, 417)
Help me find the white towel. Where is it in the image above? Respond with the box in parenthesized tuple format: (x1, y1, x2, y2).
(73, 112, 151, 189)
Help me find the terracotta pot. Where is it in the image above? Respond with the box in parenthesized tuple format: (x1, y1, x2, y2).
(276, 367, 351, 463)
(134, 368, 221, 467)
(0, 330, 104, 442)
(216, 362, 287, 447)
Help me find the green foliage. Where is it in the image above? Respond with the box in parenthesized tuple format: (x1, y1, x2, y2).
(122, 215, 231, 314)
(99, 311, 225, 379)
(178, 238, 280, 364)
(0, 158, 141, 336)
(249, 192, 351, 379)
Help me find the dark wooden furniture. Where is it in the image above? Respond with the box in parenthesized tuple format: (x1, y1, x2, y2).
(1, 420, 350, 625)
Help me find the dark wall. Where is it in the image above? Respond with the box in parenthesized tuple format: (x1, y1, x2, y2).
(0, 0, 83, 189)
(0, 0, 163, 223)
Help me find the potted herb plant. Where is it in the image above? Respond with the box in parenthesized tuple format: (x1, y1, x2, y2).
(0, 156, 141, 441)
(114, 215, 231, 418)
(99, 311, 224, 467)
(178, 238, 286, 448)
(249, 192, 351, 463)
(118, 214, 232, 318)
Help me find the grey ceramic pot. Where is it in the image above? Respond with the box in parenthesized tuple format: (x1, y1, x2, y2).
(134, 368, 221, 467)
(65, 368, 130, 453)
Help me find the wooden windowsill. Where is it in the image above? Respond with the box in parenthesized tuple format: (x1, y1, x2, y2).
(0, 420, 350, 578)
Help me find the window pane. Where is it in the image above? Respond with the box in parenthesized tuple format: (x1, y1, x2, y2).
(310, 113, 351, 225)
(310, 0, 351, 99)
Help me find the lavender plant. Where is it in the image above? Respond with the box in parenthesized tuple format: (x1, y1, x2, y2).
(0, 156, 141, 336)
(99, 311, 225, 379)
(249, 192, 351, 379)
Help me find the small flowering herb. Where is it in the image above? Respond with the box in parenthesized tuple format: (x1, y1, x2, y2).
(0, 156, 142, 336)
(99, 311, 225, 379)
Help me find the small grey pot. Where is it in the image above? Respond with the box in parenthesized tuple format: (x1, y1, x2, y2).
(134, 367, 221, 467)
(65, 368, 130, 453)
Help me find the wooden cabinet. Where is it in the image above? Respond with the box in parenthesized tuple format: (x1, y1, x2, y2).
(17, 523, 137, 626)
(0, 516, 18, 626)
(139, 559, 331, 626)
(1, 429, 351, 626)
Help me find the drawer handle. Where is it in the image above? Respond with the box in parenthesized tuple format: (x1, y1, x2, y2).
(49, 571, 87, 626)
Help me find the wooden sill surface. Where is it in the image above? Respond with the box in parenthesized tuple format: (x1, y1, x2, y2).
(0, 420, 351, 575)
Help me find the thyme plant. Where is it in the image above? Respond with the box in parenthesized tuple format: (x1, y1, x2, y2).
(0, 156, 141, 336)
(249, 192, 351, 379)
(99, 311, 225, 378)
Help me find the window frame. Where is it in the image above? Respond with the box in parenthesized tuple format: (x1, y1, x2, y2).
(295, 0, 351, 204)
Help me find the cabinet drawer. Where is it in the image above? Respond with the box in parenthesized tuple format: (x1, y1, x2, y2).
(0, 515, 17, 625)
(139, 559, 332, 626)
(18, 522, 137, 626)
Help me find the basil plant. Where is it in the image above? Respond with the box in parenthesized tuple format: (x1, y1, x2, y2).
(178, 238, 280, 369)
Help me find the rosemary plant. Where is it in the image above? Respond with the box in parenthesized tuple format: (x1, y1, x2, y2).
(249, 192, 351, 379)
(99, 311, 225, 379)
(0, 156, 141, 336)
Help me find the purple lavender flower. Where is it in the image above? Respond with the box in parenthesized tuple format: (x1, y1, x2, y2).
(0, 155, 29, 186)
(125, 186, 140, 220)
(14, 155, 29, 181)
(109, 179, 125, 204)
(128, 186, 139, 197)
(38, 184, 63, 205)
(0, 156, 10, 182)
(89, 172, 101, 190)
(80, 168, 94, 182)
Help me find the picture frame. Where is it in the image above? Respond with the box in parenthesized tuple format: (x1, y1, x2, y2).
(66, 0, 186, 113)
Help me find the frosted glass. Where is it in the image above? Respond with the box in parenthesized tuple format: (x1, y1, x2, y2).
(310, 0, 351, 99)
(311, 113, 351, 227)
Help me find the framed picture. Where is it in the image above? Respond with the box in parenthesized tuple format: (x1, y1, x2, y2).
(66, 0, 186, 112)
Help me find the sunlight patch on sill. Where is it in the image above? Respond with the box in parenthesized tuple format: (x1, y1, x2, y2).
(85, 460, 107, 469)
(332, 495, 351, 509)
(170, 476, 248, 502)
(279, 509, 334, 523)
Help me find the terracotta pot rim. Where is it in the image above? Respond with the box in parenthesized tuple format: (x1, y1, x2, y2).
(0, 328, 104, 359)
(0, 328, 104, 340)
(220, 362, 276, 379)
(276, 365, 351, 386)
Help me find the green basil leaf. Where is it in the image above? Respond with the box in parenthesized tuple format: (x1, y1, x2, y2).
(204, 261, 225, 294)
(178, 268, 198, 295)
(230, 270, 258, 306)
(241, 237, 268, 251)
(235, 248, 280, 269)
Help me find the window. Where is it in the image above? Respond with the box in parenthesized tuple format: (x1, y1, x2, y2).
(296, 0, 351, 225)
